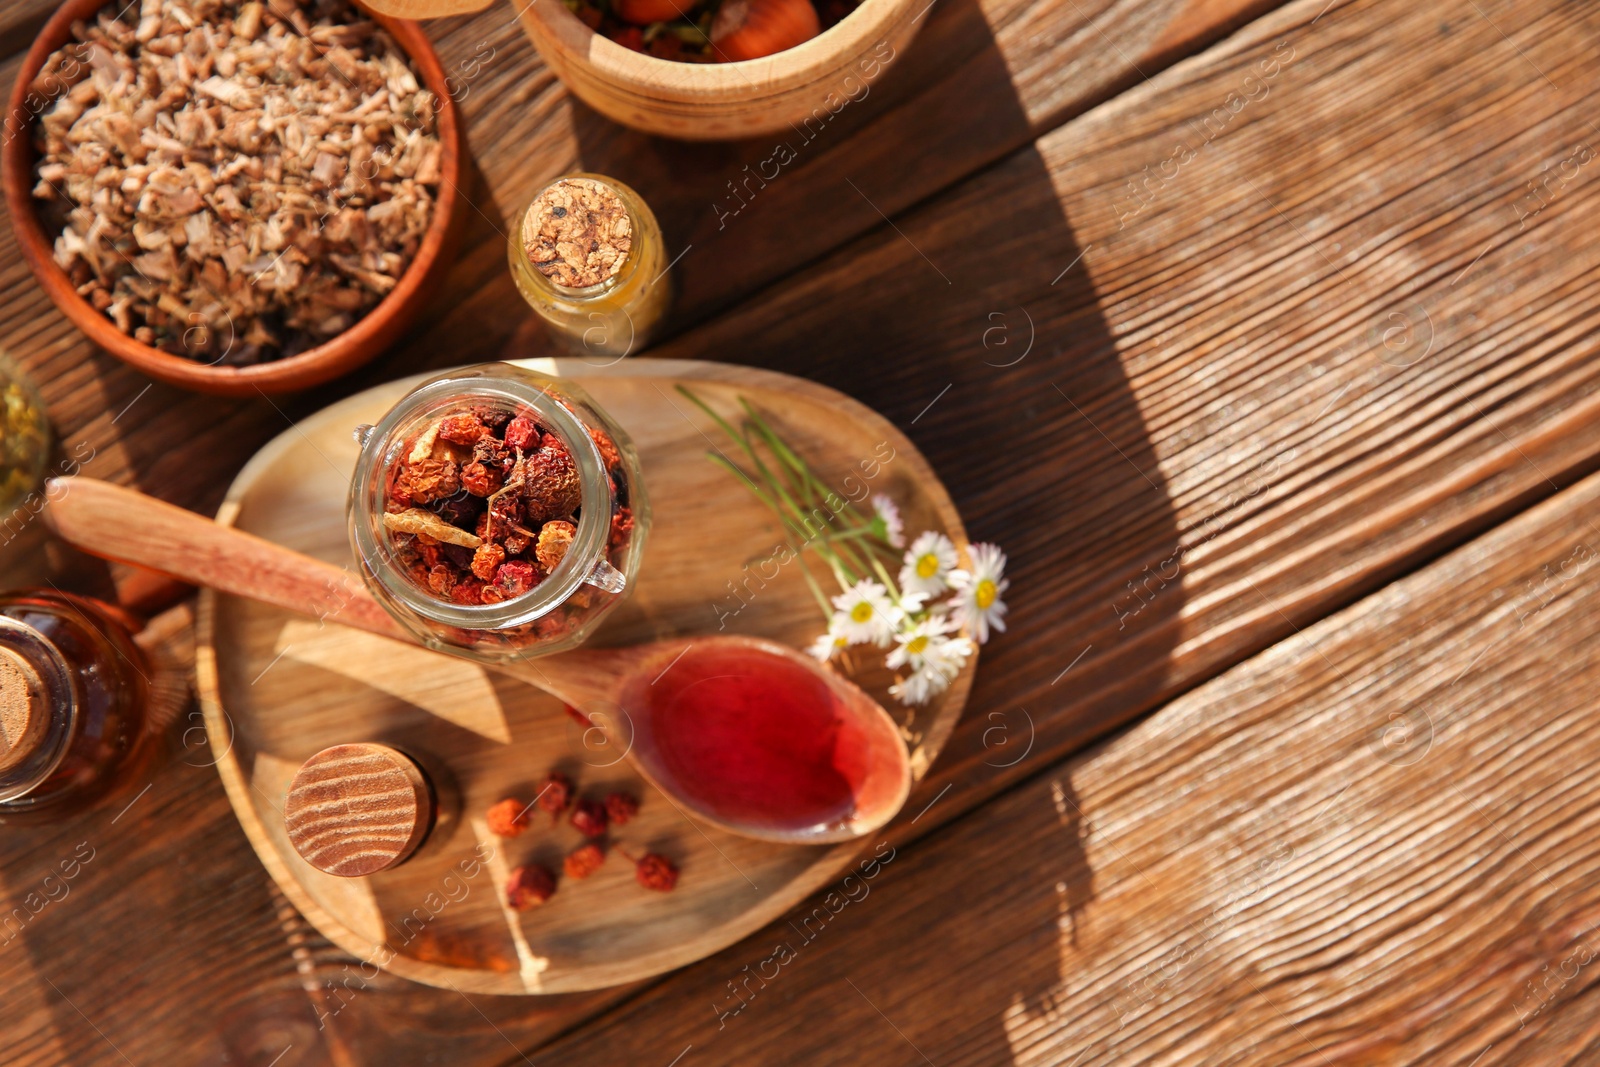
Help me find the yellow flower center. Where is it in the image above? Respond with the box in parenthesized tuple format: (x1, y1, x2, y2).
(850, 601, 875, 624)
(975, 578, 998, 610)
(906, 635, 929, 656)
(916, 554, 940, 579)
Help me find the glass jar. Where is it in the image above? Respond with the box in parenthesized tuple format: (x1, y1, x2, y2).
(0, 590, 153, 820)
(349, 363, 649, 661)
(507, 174, 672, 363)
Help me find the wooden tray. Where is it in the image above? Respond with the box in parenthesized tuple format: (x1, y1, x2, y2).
(194, 358, 974, 994)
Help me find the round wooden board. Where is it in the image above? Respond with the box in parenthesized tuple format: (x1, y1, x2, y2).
(194, 358, 974, 994)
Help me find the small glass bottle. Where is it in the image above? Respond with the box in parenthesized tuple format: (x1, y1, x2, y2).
(348, 362, 649, 661)
(0, 355, 50, 515)
(0, 590, 153, 820)
(507, 174, 672, 362)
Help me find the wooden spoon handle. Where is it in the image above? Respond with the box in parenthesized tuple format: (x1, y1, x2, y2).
(43, 478, 622, 710)
(42, 478, 406, 641)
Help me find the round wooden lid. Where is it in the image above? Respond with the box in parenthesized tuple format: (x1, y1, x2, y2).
(284, 743, 434, 878)
(0, 645, 46, 775)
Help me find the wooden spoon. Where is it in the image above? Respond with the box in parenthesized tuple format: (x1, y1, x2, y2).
(43, 478, 912, 844)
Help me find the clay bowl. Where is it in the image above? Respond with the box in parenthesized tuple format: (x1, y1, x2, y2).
(1, 0, 461, 397)
(515, 0, 924, 141)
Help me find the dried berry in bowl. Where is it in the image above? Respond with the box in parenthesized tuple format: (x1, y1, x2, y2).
(349, 363, 648, 660)
(570, 0, 837, 62)
(23, 0, 442, 366)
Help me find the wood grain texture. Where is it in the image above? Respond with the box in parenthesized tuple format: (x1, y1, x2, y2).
(529, 415, 1600, 1066)
(0, 0, 1284, 549)
(3, 0, 1594, 1061)
(514, 0, 927, 140)
(43, 479, 404, 641)
(639, 0, 1600, 915)
(285, 744, 435, 878)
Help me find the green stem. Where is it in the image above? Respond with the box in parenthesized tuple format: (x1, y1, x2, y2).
(741, 400, 873, 528)
(707, 452, 814, 545)
(793, 549, 834, 620)
(868, 554, 904, 604)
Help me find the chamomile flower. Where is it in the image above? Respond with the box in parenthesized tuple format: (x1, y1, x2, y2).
(949, 542, 1009, 644)
(831, 579, 897, 647)
(886, 617, 972, 705)
(871, 494, 905, 549)
(886, 614, 959, 671)
(883, 652, 966, 710)
(807, 617, 849, 661)
(889, 666, 944, 706)
(899, 531, 959, 598)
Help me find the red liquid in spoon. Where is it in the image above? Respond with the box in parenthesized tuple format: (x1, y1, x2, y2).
(640, 646, 884, 834)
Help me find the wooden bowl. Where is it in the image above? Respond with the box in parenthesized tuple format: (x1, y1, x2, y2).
(0, 0, 462, 397)
(514, 0, 924, 141)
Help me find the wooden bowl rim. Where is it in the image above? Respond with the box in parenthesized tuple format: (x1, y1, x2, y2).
(194, 357, 977, 994)
(0, 0, 462, 396)
(520, 0, 920, 101)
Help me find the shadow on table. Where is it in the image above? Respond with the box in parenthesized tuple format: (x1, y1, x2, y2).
(500, 15, 1186, 1067)
(21, 0, 1186, 1061)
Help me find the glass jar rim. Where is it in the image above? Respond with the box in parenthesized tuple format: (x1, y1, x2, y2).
(349, 368, 614, 632)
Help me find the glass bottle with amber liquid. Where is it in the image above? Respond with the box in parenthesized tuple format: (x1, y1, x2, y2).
(508, 174, 672, 361)
(0, 590, 156, 820)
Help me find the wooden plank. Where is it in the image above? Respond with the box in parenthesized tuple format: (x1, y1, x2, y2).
(525, 412, 1600, 1065)
(0, 0, 55, 60)
(6, 0, 1593, 1061)
(634, 0, 1600, 895)
(0, 0, 1302, 1055)
(0, 615, 601, 1066)
(0, 0, 1284, 524)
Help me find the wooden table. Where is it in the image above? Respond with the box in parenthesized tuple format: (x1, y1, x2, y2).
(5, 0, 1600, 1061)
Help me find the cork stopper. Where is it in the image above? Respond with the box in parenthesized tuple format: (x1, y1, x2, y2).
(0, 646, 45, 774)
(521, 178, 633, 289)
(285, 743, 434, 878)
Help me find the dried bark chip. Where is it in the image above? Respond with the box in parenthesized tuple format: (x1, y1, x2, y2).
(28, 0, 440, 365)
(382, 508, 483, 548)
(521, 178, 633, 289)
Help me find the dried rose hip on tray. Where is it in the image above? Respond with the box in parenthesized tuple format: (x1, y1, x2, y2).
(506, 864, 557, 910)
(486, 797, 532, 838)
(634, 853, 679, 892)
(564, 842, 606, 880)
(570, 798, 608, 838)
(537, 771, 575, 821)
(604, 792, 640, 826)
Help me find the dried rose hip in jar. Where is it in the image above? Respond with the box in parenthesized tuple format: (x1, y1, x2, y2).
(349, 364, 648, 662)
